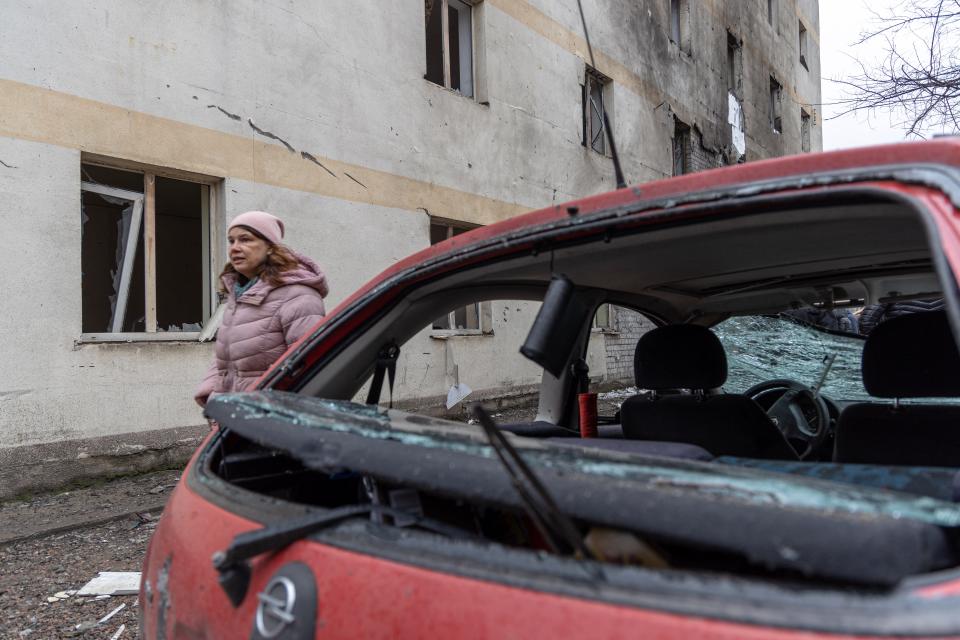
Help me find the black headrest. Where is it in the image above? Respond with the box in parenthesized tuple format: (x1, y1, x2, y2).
(635, 325, 727, 390)
(862, 310, 960, 398)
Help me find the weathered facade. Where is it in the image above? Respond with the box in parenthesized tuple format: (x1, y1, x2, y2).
(0, 0, 821, 495)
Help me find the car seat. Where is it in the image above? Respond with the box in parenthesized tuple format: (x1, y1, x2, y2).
(619, 325, 798, 460)
(834, 310, 960, 466)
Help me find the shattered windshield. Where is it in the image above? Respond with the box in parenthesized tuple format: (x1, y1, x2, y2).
(714, 315, 870, 401)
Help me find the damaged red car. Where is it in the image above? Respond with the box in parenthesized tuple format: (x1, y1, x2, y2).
(141, 140, 960, 639)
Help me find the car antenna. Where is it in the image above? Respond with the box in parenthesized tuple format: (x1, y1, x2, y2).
(576, 0, 627, 190)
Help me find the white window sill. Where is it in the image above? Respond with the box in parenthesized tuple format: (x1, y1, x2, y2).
(591, 327, 620, 335)
(77, 332, 206, 344)
(423, 79, 489, 106)
(429, 330, 493, 339)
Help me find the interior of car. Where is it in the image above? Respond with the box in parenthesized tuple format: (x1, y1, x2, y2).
(205, 188, 960, 591)
(294, 191, 960, 496)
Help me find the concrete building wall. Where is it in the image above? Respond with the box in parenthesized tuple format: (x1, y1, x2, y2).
(0, 0, 821, 492)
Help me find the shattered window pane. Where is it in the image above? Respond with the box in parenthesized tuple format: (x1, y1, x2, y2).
(82, 164, 144, 193)
(80, 162, 211, 334)
(81, 190, 146, 333)
(584, 68, 607, 155)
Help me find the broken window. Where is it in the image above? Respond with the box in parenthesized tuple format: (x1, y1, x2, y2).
(582, 67, 610, 155)
(673, 118, 691, 176)
(798, 21, 809, 70)
(430, 220, 485, 332)
(669, 0, 681, 43)
(594, 304, 612, 330)
(424, 0, 475, 98)
(769, 77, 783, 134)
(801, 108, 812, 153)
(588, 305, 657, 385)
(81, 162, 214, 335)
(726, 32, 742, 97)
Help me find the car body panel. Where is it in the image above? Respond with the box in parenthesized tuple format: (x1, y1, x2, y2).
(142, 467, 960, 639)
(143, 141, 960, 638)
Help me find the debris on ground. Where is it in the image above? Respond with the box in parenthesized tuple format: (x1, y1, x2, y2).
(0, 470, 176, 638)
(78, 572, 141, 596)
(0, 468, 180, 545)
(98, 602, 126, 624)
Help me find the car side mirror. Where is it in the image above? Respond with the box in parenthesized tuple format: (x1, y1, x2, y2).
(520, 275, 591, 377)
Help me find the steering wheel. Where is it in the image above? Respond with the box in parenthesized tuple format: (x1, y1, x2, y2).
(743, 379, 831, 460)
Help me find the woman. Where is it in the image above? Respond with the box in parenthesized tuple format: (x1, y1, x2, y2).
(195, 210, 328, 407)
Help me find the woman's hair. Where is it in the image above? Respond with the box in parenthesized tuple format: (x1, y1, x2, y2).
(219, 226, 299, 294)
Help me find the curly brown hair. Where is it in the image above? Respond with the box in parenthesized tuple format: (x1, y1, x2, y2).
(219, 226, 299, 294)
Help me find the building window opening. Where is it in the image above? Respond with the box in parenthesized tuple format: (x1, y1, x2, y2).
(583, 67, 610, 155)
(668, 0, 690, 51)
(81, 163, 212, 335)
(769, 76, 783, 134)
(594, 304, 613, 330)
(669, 0, 681, 43)
(798, 21, 809, 70)
(767, 0, 776, 25)
(801, 108, 812, 152)
(430, 220, 483, 332)
(672, 118, 691, 176)
(424, 0, 475, 98)
(726, 32, 742, 97)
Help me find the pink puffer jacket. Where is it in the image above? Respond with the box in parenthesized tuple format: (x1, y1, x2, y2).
(194, 251, 328, 406)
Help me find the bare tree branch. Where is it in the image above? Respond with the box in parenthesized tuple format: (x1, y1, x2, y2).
(833, 0, 960, 137)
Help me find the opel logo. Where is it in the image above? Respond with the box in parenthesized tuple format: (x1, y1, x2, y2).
(256, 576, 297, 638)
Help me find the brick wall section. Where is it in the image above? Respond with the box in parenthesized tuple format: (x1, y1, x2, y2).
(689, 128, 724, 172)
(602, 307, 657, 383)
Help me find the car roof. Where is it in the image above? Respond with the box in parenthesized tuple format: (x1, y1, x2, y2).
(330, 139, 960, 320)
(262, 140, 960, 392)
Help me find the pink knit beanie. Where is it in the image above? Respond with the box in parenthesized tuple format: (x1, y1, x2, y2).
(228, 211, 285, 245)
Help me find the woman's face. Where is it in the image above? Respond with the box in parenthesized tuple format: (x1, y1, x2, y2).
(228, 226, 271, 279)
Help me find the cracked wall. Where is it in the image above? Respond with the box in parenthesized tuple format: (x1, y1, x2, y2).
(0, 0, 820, 462)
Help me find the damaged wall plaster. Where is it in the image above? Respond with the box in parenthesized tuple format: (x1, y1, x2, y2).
(0, 0, 821, 480)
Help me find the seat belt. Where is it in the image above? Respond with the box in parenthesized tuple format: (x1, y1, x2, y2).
(366, 343, 400, 408)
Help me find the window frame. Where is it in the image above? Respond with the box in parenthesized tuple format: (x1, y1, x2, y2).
(798, 21, 809, 70)
(424, 0, 481, 100)
(592, 303, 618, 333)
(672, 118, 691, 176)
(583, 66, 611, 156)
(429, 219, 492, 337)
(78, 157, 222, 343)
(801, 108, 812, 153)
(769, 76, 783, 135)
(726, 31, 743, 98)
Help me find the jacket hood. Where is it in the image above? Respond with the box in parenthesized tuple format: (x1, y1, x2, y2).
(222, 249, 329, 304)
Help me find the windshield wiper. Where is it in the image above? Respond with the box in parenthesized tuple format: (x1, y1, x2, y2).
(212, 502, 476, 607)
(471, 405, 600, 573)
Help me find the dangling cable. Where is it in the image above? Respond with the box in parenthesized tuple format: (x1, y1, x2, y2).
(576, 0, 627, 189)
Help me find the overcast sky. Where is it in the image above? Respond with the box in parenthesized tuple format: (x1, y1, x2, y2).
(819, 0, 949, 150)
